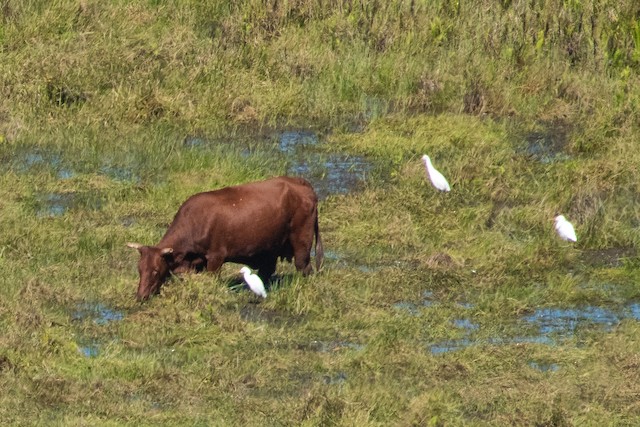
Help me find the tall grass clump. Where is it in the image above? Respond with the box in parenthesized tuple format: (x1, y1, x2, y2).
(2, 0, 640, 138)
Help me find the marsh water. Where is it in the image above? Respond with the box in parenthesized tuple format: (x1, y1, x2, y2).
(184, 130, 373, 199)
(277, 130, 372, 199)
(72, 303, 125, 358)
(522, 121, 572, 164)
(69, 278, 640, 362)
(11, 130, 640, 362)
(425, 303, 640, 357)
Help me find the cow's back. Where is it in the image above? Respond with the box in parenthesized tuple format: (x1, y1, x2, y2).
(159, 176, 317, 255)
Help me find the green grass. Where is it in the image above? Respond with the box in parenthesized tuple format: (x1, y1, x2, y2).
(3, 0, 640, 425)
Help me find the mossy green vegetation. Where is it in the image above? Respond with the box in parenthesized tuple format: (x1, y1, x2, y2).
(2, 0, 640, 425)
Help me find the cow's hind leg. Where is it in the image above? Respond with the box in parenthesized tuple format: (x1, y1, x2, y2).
(290, 215, 315, 275)
(293, 242, 313, 276)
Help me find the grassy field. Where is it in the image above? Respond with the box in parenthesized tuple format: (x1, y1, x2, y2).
(2, 0, 640, 425)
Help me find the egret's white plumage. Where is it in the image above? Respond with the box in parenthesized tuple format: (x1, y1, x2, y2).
(554, 215, 577, 242)
(421, 154, 451, 192)
(240, 266, 267, 298)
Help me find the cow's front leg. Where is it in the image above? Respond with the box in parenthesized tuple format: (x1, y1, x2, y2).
(205, 253, 225, 273)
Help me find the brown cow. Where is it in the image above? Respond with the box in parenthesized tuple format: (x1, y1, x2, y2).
(127, 176, 323, 301)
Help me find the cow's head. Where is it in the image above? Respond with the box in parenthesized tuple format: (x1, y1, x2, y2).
(127, 242, 174, 301)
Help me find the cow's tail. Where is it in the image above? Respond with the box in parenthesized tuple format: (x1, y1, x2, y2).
(314, 210, 324, 272)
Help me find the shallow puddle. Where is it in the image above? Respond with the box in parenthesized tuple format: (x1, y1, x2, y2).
(393, 291, 442, 313)
(239, 305, 301, 325)
(398, 283, 640, 355)
(182, 130, 378, 199)
(100, 163, 140, 183)
(78, 341, 100, 358)
(277, 130, 373, 199)
(36, 193, 73, 217)
(430, 339, 473, 355)
(522, 122, 571, 164)
(10, 147, 142, 184)
(9, 148, 76, 179)
(278, 130, 318, 153)
(287, 154, 372, 199)
(72, 303, 124, 358)
(35, 192, 103, 217)
(321, 249, 379, 273)
(422, 291, 435, 307)
(628, 303, 640, 318)
(323, 371, 348, 385)
(73, 302, 125, 325)
(528, 360, 560, 372)
(393, 301, 420, 316)
(322, 250, 343, 261)
(23, 152, 54, 168)
(429, 302, 640, 355)
(57, 168, 74, 179)
(14, 150, 61, 171)
(522, 306, 621, 336)
(429, 335, 557, 355)
(453, 318, 479, 330)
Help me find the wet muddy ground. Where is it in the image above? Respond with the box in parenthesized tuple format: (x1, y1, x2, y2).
(11, 129, 640, 366)
(397, 296, 640, 357)
(521, 121, 572, 164)
(69, 290, 640, 363)
(9, 130, 377, 218)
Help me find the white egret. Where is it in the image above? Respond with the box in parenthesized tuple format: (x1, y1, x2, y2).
(240, 266, 267, 299)
(421, 154, 451, 192)
(554, 215, 577, 242)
